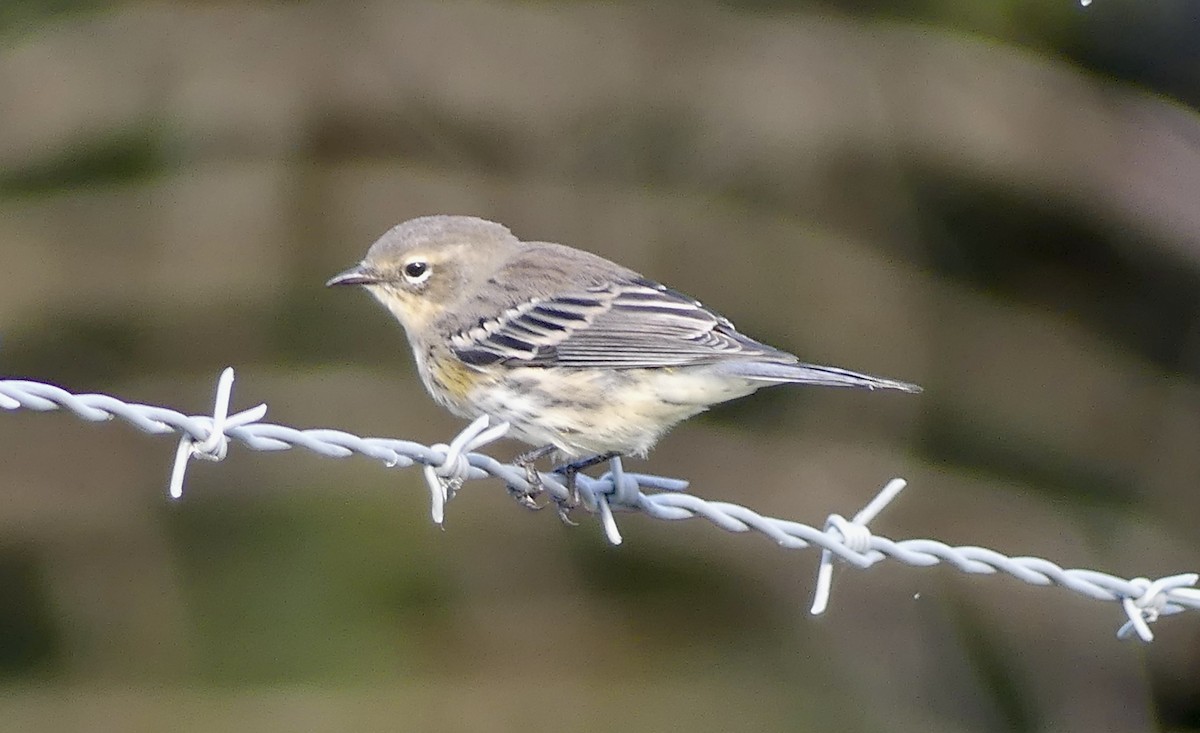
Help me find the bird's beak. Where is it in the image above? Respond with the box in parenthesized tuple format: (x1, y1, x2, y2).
(326, 263, 380, 287)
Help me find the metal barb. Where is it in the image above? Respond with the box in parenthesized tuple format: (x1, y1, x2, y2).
(810, 478, 907, 615)
(166, 367, 268, 499)
(422, 416, 510, 525)
(597, 456, 630, 545)
(1117, 573, 1199, 642)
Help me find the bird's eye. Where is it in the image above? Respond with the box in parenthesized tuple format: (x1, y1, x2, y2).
(402, 260, 431, 283)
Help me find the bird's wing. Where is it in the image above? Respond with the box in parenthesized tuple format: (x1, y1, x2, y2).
(449, 278, 792, 369)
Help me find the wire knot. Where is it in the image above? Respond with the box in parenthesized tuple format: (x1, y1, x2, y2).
(433, 447, 471, 482)
(1117, 573, 1199, 642)
(425, 442, 467, 508)
(826, 513, 873, 553)
(608, 463, 642, 508)
(422, 416, 510, 526)
(810, 478, 908, 616)
(167, 368, 267, 499)
(584, 456, 640, 546)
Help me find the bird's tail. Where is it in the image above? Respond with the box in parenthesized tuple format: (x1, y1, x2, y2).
(718, 360, 922, 393)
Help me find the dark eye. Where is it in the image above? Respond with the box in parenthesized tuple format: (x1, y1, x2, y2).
(403, 261, 430, 282)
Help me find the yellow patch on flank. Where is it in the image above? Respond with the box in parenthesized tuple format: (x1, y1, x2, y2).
(428, 354, 484, 403)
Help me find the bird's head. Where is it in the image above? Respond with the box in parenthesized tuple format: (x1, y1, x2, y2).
(327, 215, 517, 333)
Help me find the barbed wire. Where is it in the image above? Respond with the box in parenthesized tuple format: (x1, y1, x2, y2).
(1, 367, 1197, 642)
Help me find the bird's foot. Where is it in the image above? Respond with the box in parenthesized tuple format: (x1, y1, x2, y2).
(552, 452, 618, 525)
(552, 479, 580, 526)
(509, 444, 556, 511)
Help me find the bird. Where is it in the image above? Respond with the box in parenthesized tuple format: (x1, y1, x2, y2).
(328, 215, 920, 513)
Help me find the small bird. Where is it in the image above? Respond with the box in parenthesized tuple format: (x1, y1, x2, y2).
(328, 215, 920, 511)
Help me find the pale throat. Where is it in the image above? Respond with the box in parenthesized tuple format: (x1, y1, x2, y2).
(367, 285, 443, 334)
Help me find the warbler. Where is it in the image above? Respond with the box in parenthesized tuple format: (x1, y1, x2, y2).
(328, 215, 920, 504)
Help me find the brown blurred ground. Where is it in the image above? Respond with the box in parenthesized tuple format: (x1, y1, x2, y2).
(1, 1, 1198, 731)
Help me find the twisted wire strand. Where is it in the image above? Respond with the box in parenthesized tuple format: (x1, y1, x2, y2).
(1, 375, 1197, 640)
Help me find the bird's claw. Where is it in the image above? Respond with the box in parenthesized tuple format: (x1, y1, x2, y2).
(514, 489, 544, 511)
(552, 485, 580, 525)
(555, 502, 579, 525)
(509, 445, 555, 511)
(507, 476, 545, 511)
(550, 467, 583, 525)
(550, 451, 618, 525)
(511, 447, 616, 523)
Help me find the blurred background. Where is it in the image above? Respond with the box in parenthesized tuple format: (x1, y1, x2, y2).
(1, 0, 1198, 731)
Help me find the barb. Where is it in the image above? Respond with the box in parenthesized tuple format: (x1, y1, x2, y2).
(167, 367, 268, 499)
(422, 415, 511, 526)
(1117, 573, 1200, 642)
(1, 375, 1198, 642)
(809, 478, 908, 615)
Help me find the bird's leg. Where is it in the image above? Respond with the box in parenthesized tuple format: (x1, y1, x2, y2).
(552, 452, 619, 523)
(510, 444, 556, 510)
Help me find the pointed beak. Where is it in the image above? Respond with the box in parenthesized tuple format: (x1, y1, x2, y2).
(326, 263, 380, 287)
